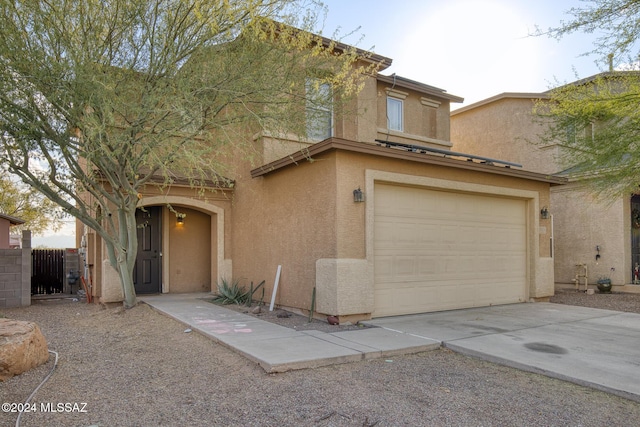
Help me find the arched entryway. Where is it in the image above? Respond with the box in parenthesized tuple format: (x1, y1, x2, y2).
(138, 196, 228, 294)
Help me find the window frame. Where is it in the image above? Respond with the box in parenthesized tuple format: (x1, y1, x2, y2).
(306, 78, 333, 141)
(387, 96, 404, 132)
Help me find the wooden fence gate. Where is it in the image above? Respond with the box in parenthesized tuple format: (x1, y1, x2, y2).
(31, 249, 65, 295)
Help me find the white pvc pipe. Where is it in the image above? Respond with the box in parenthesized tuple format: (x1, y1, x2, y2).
(269, 265, 282, 311)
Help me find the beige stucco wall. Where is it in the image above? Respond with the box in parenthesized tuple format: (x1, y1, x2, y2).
(552, 183, 628, 285)
(167, 206, 212, 293)
(233, 147, 554, 318)
(451, 97, 561, 175)
(334, 150, 553, 260)
(229, 149, 338, 312)
(376, 81, 453, 149)
(87, 186, 232, 303)
(0, 218, 10, 249)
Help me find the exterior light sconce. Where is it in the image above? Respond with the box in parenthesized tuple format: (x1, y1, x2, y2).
(176, 213, 186, 225)
(540, 206, 549, 220)
(353, 187, 365, 203)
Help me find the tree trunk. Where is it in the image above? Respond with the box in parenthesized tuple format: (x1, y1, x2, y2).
(119, 264, 138, 308)
(105, 204, 140, 309)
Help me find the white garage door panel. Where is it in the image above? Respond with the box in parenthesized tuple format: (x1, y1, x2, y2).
(374, 184, 527, 317)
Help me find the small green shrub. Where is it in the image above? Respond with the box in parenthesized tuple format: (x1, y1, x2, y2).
(214, 278, 248, 305)
(245, 280, 266, 307)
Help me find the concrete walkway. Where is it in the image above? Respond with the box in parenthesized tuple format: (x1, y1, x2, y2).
(141, 294, 640, 402)
(140, 293, 439, 372)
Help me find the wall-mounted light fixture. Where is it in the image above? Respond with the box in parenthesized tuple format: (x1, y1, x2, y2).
(353, 187, 364, 203)
(540, 206, 549, 219)
(176, 213, 186, 225)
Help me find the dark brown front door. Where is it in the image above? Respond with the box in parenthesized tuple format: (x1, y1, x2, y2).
(632, 196, 640, 283)
(134, 206, 161, 294)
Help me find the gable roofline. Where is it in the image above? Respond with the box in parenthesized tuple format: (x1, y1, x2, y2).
(377, 74, 464, 103)
(265, 20, 393, 71)
(451, 92, 548, 116)
(316, 37, 393, 71)
(543, 70, 640, 93)
(250, 137, 567, 185)
(0, 213, 26, 226)
(452, 71, 640, 116)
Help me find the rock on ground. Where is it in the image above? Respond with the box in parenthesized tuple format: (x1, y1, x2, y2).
(0, 318, 49, 381)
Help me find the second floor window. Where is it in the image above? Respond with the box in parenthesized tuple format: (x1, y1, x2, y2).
(387, 97, 403, 132)
(306, 79, 333, 141)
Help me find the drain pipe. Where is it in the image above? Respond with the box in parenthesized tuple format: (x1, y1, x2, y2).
(550, 214, 554, 258)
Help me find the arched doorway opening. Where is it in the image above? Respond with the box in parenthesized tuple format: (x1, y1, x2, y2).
(138, 196, 227, 294)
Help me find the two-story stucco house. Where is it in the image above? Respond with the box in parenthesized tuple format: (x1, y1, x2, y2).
(451, 74, 640, 292)
(80, 34, 564, 321)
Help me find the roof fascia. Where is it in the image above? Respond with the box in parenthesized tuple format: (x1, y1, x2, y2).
(250, 138, 567, 185)
(0, 213, 26, 225)
(377, 74, 464, 103)
(451, 92, 548, 115)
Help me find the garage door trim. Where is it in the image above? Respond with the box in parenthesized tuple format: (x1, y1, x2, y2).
(364, 170, 542, 317)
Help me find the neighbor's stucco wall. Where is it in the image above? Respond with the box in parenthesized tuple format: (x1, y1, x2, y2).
(552, 183, 628, 285)
(0, 218, 10, 249)
(451, 97, 561, 175)
(451, 96, 636, 286)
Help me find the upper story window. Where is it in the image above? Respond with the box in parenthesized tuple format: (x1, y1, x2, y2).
(566, 122, 594, 144)
(387, 96, 403, 132)
(306, 78, 333, 141)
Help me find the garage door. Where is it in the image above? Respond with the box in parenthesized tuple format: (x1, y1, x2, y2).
(374, 183, 527, 317)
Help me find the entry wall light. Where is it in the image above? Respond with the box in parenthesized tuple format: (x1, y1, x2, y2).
(540, 206, 549, 219)
(176, 213, 186, 225)
(353, 187, 365, 203)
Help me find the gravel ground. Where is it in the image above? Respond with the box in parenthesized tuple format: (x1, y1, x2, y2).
(1, 290, 639, 427)
(550, 287, 640, 314)
(205, 299, 374, 333)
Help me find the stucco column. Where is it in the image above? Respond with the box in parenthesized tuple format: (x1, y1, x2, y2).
(315, 259, 373, 316)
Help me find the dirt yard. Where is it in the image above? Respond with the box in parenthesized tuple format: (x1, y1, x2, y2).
(1, 289, 639, 426)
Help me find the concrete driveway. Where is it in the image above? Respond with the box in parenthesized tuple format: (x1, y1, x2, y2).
(364, 303, 640, 402)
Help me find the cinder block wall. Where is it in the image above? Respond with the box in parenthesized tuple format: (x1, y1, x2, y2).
(0, 231, 32, 308)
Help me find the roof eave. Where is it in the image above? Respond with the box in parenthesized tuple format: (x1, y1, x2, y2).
(377, 74, 464, 103)
(451, 92, 549, 115)
(250, 138, 567, 186)
(0, 213, 26, 225)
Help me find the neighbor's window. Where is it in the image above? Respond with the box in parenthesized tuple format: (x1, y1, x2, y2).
(565, 123, 577, 144)
(306, 78, 333, 141)
(565, 122, 594, 144)
(387, 96, 403, 132)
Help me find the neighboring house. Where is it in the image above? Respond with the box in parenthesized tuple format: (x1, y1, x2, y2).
(451, 75, 639, 291)
(81, 35, 564, 320)
(0, 213, 25, 249)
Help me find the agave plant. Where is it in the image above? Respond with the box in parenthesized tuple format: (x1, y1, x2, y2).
(213, 278, 248, 305)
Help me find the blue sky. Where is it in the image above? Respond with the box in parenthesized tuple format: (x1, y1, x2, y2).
(34, 0, 605, 248)
(319, 0, 604, 107)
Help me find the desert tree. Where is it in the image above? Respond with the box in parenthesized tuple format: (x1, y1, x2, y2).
(0, 0, 376, 307)
(0, 175, 65, 235)
(535, 0, 640, 197)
